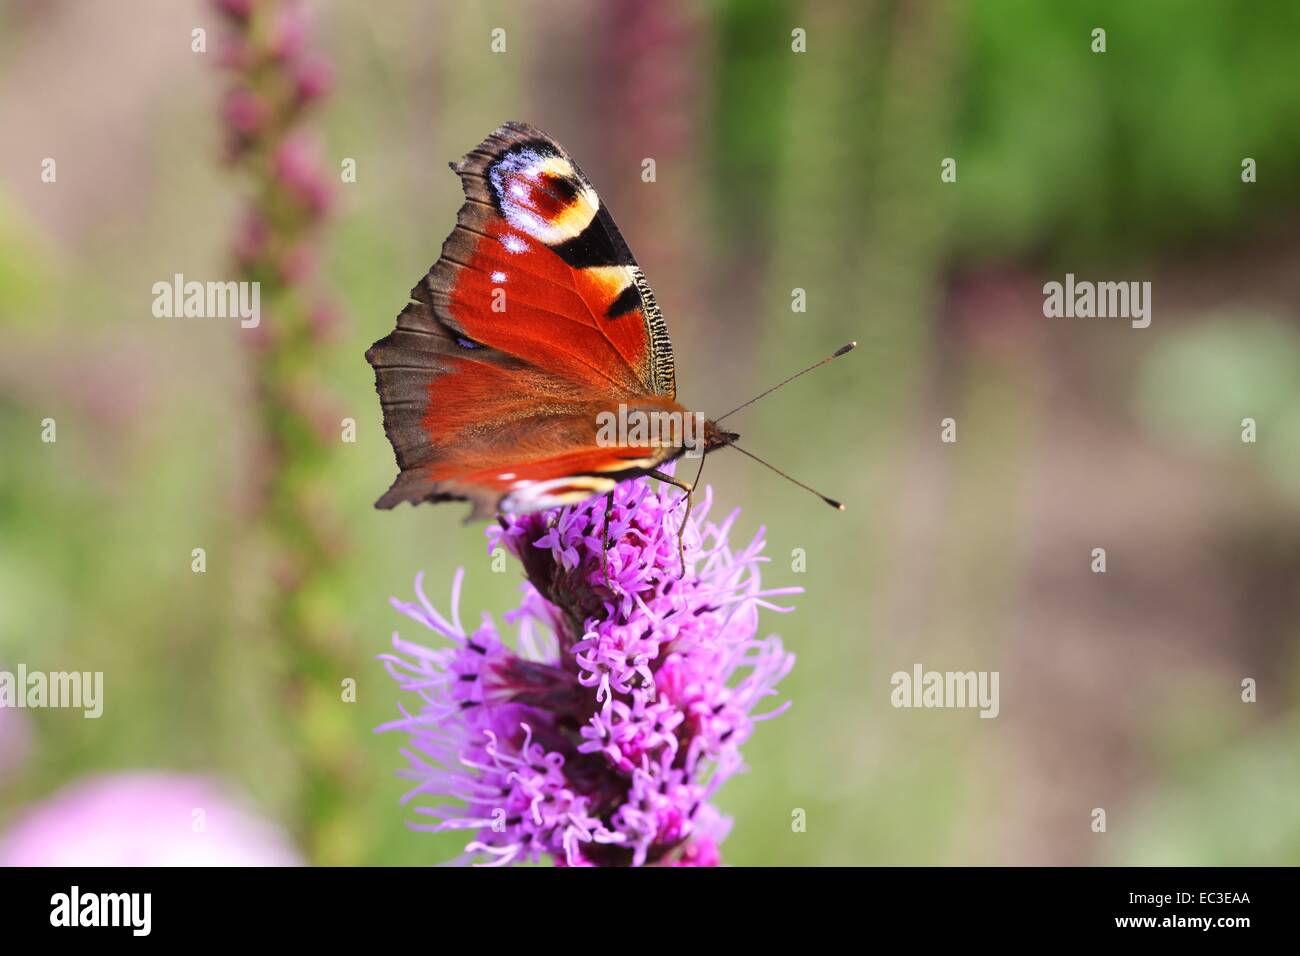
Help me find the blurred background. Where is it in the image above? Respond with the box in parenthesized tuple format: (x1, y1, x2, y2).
(2, 0, 1299, 865)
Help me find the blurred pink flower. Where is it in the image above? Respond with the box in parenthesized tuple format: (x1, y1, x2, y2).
(0, 772, 302, 866)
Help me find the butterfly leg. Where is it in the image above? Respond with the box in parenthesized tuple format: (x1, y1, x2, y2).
(601, 491, 616, 588)
(649, 470, 694, 578)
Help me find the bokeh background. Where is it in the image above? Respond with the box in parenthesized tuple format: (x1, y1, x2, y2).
(2, 0, 1299, 865)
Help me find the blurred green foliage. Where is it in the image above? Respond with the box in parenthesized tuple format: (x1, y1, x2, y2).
(957, 0, 1300, 262)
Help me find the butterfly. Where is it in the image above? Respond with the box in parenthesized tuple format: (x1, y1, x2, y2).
(366, 122, 849, 534)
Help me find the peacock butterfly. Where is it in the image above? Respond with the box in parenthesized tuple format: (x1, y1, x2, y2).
(366, 122, 850, 526)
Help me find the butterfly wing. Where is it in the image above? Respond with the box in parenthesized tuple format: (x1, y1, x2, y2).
(367, 122, 682, 518)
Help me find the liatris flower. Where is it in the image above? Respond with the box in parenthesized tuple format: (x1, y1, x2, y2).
(211, 0, 353, 864)
(0, 772, 301, 866)
(379, 476, 798, 867)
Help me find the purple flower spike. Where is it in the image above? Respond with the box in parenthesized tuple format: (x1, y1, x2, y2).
(379, 477, 799, 866)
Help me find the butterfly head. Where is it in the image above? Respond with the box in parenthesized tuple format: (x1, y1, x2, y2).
(702, 420, 740, 452)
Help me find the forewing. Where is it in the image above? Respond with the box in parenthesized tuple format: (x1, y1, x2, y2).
(366, 123, 680, 518)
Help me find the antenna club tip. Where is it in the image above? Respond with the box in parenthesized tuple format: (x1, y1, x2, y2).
(834, 342, 858, 357)
(824, 498, 845, 511)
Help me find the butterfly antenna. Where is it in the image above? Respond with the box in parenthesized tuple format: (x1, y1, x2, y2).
(714, 341, 857, 424)
(719, 438, 845, 511)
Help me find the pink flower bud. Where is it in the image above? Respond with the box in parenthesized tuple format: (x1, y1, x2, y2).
(272, 134, 313, 182)
(294, 55, 335, 103)
(269, 4, 309, 60)
(273, 136, 333, 215)
(222, 88, 268, 136)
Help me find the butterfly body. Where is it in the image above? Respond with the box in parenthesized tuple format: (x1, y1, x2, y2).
(368, 123, 721, 520)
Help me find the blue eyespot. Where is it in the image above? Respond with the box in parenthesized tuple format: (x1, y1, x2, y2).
(456, 337, 482, 350)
